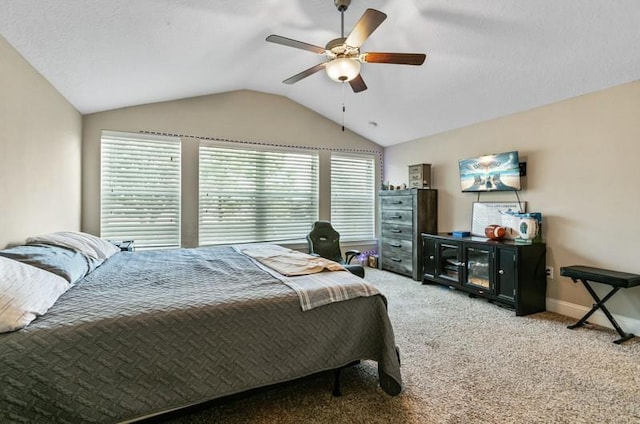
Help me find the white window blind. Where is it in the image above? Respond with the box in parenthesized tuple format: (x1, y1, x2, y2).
(101, 131, 181, 249)
(199, 143, 319, 245)
(331, 153, 376, 240)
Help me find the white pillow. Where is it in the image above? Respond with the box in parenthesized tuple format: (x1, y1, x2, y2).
(27, 231, 119, 262)
(0, 257, 70, 333)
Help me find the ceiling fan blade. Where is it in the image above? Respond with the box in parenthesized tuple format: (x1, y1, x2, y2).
(282, 63, 327, 84)
(345, 9, 387, 47)
(349, 74, 367, 93)
(362, 52, 427, 65)
(266, 35, 326, 54)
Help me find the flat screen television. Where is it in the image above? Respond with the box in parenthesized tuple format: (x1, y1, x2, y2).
(459, 151, 521, 192)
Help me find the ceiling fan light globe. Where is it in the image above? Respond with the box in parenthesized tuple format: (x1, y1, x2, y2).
(325, 58, 361, 82)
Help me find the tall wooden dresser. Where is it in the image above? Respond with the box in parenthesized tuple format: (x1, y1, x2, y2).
(379, 188, 437, 280)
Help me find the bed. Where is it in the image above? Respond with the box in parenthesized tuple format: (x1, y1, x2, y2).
(0, 234, 402, 423)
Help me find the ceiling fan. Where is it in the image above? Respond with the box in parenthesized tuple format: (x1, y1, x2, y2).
(266, 0, 427, 93)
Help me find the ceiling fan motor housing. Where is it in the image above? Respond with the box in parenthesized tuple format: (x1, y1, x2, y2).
(326, 37, 359, 57)
(334, 0, 351, 12)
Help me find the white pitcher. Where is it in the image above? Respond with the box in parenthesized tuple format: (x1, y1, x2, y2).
(518, 217, 538, 240)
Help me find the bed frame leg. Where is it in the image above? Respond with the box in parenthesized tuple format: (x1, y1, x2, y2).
(332, 369, 342, 397)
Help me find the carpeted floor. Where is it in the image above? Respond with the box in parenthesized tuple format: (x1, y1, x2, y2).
(159, 268, 640, 424)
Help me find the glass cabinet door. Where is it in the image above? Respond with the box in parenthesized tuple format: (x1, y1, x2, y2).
(463, 245, 494, 293)
(436, 241, 462, 285)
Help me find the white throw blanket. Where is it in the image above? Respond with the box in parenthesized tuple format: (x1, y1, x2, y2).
(238, 244, 345, 276)
(235, 244, 380, 311)
(280, 271, 380, 311)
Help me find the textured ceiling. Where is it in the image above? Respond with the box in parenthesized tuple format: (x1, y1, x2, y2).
(2, 0, 639, 146)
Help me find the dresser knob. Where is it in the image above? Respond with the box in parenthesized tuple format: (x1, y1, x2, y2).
(498, 269, 505, 275)
(429, 255, 435, 260)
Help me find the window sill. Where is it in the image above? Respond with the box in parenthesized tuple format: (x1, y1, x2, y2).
(279, 238, 378, 252)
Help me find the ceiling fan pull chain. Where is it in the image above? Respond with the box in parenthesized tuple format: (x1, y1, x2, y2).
(341, 84, 345, 131)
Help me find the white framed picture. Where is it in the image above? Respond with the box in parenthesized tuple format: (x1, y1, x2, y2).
(471, 201, 526, 240)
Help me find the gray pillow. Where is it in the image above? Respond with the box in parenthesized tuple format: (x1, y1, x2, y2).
(0, 244, 92, 284)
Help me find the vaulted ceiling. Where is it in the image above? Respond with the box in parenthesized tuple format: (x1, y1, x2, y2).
(2, 0, 639, 146)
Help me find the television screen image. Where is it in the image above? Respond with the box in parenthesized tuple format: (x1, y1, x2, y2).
(459, 151, 521, 192)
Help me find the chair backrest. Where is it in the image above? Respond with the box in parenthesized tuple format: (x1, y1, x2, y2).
(307, 221, 343, 263)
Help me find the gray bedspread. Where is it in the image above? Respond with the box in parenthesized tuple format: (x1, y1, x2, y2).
(0, 246, 402, 423)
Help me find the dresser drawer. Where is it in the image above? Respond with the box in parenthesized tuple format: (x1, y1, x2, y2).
(382, 254, 413, 277)
(381, 209, 412, 226)
(381, 238, 413, 255)
(381, 195, 413, 210)
(381, 223, 412, 240)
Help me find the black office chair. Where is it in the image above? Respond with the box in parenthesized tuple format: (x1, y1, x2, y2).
(307, 221, 365, 278)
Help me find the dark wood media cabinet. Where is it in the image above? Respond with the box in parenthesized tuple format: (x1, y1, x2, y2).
(421, 233, 547, 316)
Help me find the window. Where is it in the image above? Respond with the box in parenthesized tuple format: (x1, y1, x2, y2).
(101, 131, 181, 249)
(331, 153, 376, 240)
(199, 143, 319, 245)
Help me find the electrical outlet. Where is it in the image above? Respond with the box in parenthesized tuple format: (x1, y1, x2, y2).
(546, 266, 554, 279)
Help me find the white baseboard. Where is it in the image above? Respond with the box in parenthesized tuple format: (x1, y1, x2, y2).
(546, 298, 640, 335)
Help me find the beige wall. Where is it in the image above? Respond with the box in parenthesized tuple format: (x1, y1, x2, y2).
(82, 90, 382, 248)
(384, 80, 640, 330)
(0, 36, 82, 249)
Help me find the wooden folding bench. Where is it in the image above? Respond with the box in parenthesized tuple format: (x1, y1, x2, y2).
(560, 265, 640, 344)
